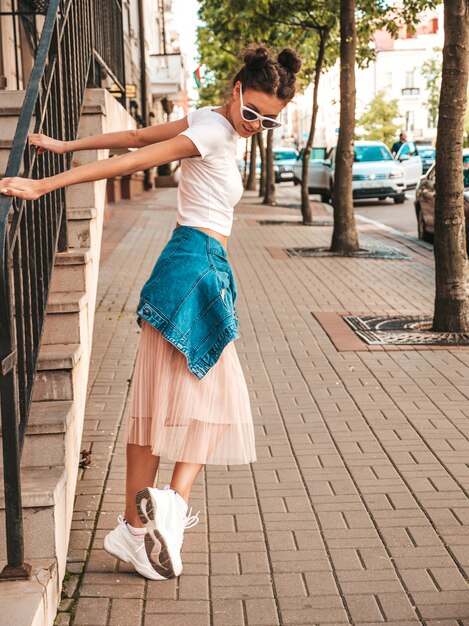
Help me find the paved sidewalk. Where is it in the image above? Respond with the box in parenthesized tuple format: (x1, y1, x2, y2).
(58, 187, 469, 626)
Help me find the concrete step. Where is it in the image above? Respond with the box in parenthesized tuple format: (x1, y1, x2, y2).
(0, 400, 75, 468)
(67, 207, 98, 249)
(0, 91, 32, 177)
(23, 400, 75, 467)
(33, 344, 82, 402)
(42, 291, 87, 346)
(49, 249, 92, 294)
(0, 466, 67, 562)
(0, 558, 59, 626)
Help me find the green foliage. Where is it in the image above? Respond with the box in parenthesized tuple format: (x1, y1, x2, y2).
(196, 0, 341, 107)
(421, 48, 442, 127)
(196, 0, 442, 107)
(357, 91, 400, 145)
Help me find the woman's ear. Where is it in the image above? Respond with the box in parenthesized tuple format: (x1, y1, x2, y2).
(232, 81, 241, 101)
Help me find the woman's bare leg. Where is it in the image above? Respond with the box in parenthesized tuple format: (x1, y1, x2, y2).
(170, 462, 203, 503)
(125, 443, 160, 526)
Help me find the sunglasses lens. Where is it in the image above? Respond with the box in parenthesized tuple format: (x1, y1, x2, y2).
(262, 119, 280, 129)
(242, 108, 258, 122)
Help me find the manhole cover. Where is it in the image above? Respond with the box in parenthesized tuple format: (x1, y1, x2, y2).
(284, 245, 410, 260)
(344, 314, 469, 345)
(259, 219, 333, 226)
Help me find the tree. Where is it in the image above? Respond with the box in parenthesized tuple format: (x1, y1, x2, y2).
(331, 0, 360, 253)
(465, 98, 469, 146)
(263, 130, 276, 204)
(328, 0, 441, 253)
(258, 131, 266, 197)
(357, 91, 400, 146)
(257, 2, 339, 222)
(421, 49, 442, 128)
(198, 0, 336, 221)
(433, 0, 469, 332)
(246, 134, 257, 191)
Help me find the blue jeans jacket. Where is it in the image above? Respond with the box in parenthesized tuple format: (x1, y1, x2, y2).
(136, 225, 239, 379)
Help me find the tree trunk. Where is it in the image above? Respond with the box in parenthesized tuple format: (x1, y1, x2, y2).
(246, 134, 257, 191)
(263, 130, 276, 205)
(330, 0, 360, 252)
(242, 138, 249, 187)
(258, 131, 266, 197)
(300, 29, 329, 224)
(433, 0, 469, 332)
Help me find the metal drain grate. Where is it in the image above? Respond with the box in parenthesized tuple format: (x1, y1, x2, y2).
(284, 245, 411, 260)
(259, 219, 334, 226)
(344, 314, 469, 345)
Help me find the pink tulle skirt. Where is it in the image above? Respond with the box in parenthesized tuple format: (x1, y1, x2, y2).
(126, 320, 257, 465)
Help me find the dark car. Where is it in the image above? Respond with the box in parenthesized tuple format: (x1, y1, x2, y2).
(414, 149, 469, 244)
(416, 146, 436, 174)
(273, 147, 298, 183)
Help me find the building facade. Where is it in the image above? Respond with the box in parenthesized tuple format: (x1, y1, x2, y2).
(291, 5, 444, 151)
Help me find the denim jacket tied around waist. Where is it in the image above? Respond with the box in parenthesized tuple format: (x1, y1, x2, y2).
(135, 225, 239, 379)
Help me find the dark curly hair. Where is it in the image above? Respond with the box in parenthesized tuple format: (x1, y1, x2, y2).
(231, 44, 302, 101)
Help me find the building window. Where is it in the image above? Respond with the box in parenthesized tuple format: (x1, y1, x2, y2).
(383, 71, 392, 90)
(405, 70, 415, 89)
(405, 111, 415, 131)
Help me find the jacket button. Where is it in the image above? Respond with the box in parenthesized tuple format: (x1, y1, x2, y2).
(143, 308, 150, 315)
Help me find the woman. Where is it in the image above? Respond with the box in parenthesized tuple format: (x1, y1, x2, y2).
(0, 44, 302, 581)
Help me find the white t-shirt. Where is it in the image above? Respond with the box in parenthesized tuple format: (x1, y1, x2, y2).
(177, 107, 243, 237)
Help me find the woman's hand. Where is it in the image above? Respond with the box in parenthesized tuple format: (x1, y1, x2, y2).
(29, 133, 68, 155)
(0, 177, 48, 201)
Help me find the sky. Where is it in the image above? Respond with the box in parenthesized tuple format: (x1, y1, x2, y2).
(171, 0, 201, 85)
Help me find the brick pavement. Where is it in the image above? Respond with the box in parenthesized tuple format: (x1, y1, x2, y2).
(57, 187, 469, 626)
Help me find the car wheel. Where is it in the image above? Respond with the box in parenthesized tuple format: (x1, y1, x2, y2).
(308, 187, 314, 195)
(393, 194, 406, 204)
(328, 183, 334, 205)
(293, 177, 300, 186)
(320, 191, 330, 203)
(417, 208, 433, 243)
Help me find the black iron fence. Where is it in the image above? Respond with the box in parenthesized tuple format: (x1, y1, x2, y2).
(0, 0, 125, 580)
(0, 0, 125, 96)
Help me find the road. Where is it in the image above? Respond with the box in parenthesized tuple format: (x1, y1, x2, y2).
(277, 183, 419, 238)
(352, 190, 418, 237)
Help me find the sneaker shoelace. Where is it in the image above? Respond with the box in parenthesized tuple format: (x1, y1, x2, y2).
(163, 485, 200, 530)
(176, 508, 200, 551)
(184, 507, 200, 529)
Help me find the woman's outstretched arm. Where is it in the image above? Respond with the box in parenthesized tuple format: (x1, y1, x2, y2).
(29, 117, 189, 154)
(0, 134, 199, 200)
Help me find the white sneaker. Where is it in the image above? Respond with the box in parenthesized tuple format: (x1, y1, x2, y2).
(103, 515, 168, 581)
(136, 485, 200, 578)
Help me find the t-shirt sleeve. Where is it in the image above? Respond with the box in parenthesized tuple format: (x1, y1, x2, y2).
(179, 117, 225, 159)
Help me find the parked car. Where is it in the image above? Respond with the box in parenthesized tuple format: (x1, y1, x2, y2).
(393, 141, 424, 187)
(414, 148, 469, 244)
(292, 147, 329, 200)
(416, 145, 436, 174)
(273, 147, 298, 183)
(294, 141, 408, 203)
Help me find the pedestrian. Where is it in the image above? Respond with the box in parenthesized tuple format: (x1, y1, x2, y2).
(0, 44, 302, 581)
(391, 130, 408, 156)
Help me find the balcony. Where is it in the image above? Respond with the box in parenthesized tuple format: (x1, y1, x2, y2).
(150, 53, 184, 96)
(401, 87, 420, 96)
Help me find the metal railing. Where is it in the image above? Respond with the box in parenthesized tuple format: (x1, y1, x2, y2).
(0, 0, 125, 580)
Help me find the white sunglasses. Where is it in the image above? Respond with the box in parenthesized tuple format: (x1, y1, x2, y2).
(239, 83, 282, 130)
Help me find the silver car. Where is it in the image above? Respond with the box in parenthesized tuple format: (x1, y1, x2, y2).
(294, 141, 409, 204)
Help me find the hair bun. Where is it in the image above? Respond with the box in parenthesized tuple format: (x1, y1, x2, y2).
(277, 48, 302, 74)
(243, 45, 270, 70)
